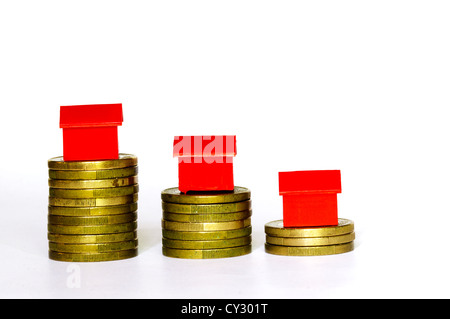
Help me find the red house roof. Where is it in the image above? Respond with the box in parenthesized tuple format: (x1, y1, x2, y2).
(279, 170, 341, 195)
(173, 135, 237, 157)
(60, 103, 123, 128)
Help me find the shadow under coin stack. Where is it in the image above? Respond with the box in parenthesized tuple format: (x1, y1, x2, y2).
(161, 187, 252, 259)
(264, 218, 355, 256)
(47, 154, 139, 262)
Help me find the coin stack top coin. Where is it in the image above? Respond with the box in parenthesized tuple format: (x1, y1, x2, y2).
(47, 154, 139, 262)
(161, 187, 252, 259)
(264, 218, 355, 256)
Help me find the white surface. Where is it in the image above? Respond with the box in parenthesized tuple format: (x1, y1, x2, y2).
(1, 0, 450, 299)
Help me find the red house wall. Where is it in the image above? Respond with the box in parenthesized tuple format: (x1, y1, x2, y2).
(63, 126, 119, 161)
(282, 193, 338, 227)
(178, 156, 234, 193)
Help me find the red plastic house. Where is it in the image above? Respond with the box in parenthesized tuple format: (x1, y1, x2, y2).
(173, 136, 236, 193)
(279, 170, 341, 227)
(60, 103, 123, 162)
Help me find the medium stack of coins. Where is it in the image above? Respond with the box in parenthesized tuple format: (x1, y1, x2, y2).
(264, 218, 355, 256)
(161, 186, 252, 259)
(47, 154, 139, 262)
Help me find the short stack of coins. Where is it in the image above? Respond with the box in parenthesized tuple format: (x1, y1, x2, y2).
(161, 186, 252, 259)
(264, 218, 355, 256)
(47, 154, 139, 262)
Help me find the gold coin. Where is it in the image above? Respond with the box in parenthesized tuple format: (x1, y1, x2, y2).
(48, 194, 138, 207)
(48, 166, 138, 180)
(265, 218, 354, 238)
(48, 154, 138, 171)
(48, 221, 137, 235)
(161, 200, 251, 214)
(162, 226, 252, 241)
(48, 203, 138, 217)
(48, 212, 137, 226)
(266, 232, 355, 247)
(48, 231, 137, 244)
(162, 236, 252, 250)
(161, 187, 251, 204)
(161, 218, 251, 232)
(48, 176, 138, 189)
(264, 242, 354, 256)
(49, 185, 139, 199)
(162, 210, 252, 223)
(49, 240, 138, 253)
(162, 245, 251, 259)
(48, 249, 138, 262)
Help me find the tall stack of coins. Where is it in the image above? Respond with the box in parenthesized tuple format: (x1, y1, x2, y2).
(264, 218, 355, 256)
(47, 154, 139, 262)
(161, 187, 252, 259)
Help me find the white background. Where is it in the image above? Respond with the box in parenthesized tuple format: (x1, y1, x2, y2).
(0, 0, 449, 299)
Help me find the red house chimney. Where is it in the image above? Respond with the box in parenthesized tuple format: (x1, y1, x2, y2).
(173, 136, 237, 193)
(60, 103, 123, 161)
(279, 170, 341, 227)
